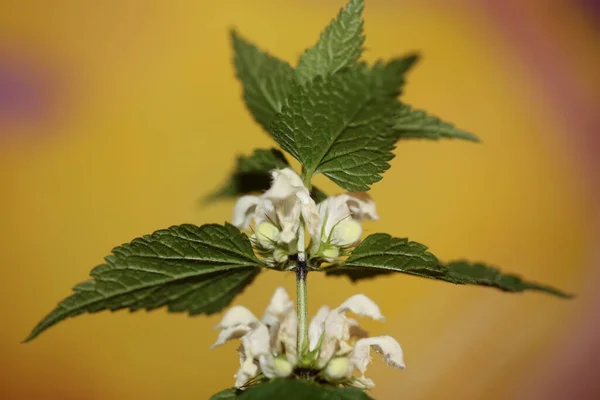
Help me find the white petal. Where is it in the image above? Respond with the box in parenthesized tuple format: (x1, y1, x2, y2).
(234, 357, 258, 388)
(263, 168, 306, 200)
(261, 287, 294, 327)
(211, 325, 252, 348)
(260, 355, 293, 379)
(346, 192, 379, 220)
(215, 305, 258, 329)
(331, 219, 362, 246)
(351, 335, 405, 375)
(241, 323, 271, 358)
(232, 195, 260, 229)
(308, 306, 330, 351)
(277, 310, 298, 363)
(353, 376, 376, 389)
(336, 294, 385, 321)
(318, 310, 349, 367)
(364, 335, 405, 369)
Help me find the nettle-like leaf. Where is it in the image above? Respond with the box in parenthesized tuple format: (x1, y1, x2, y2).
(210, 380, 373, 400)
(394, 104, 480, 142)
(296, 0, 365, 84)
(206, 148, 328, 202)
(372, 54, 420, 97)
(26, 223, 265, 342)
(269, 67, 400, 191)
(325, 234, 571, 298)
(231, 30, 296, 130)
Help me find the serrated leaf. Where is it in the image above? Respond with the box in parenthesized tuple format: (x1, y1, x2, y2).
(371, 53, 420, 97)
(205, 148, 328, 202)
(325, 234, 572, 298)
(296, 0, 365, 84)
(394, 104, 480, 142)
(269, 68, 399, 191)
(207, 148, 289, 200)
(326, 233, 442, 280)
(238, 380, 373, 400)
(25, 223, 264, 342)
(231, 30, 296, 130)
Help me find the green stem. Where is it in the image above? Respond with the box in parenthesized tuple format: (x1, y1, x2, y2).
(296, 221, 309, 355)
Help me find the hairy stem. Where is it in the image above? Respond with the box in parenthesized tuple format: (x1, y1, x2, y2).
(296, 221, 309, 355)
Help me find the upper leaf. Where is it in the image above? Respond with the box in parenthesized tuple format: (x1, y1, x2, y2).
(207, 148, 289, 200)
(296, 0, 365, 84)
(371, 54, 420, 97)
(231, 30, 296, 130)
(25, 223, 264, 342)
(394, 104, 480, 142)
(217, 380, 373, 399)
(326, 234, 572, 298)
(269, 67, 400, 191)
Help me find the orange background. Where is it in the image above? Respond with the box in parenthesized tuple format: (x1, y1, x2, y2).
(1, 1, 598, 399)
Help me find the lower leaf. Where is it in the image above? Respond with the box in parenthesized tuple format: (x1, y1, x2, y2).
(212, 380, 373, 400)
(25, 223, 264, 341)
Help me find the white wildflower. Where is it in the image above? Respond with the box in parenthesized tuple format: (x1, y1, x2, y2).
(231, 168, 320, 265)
(311, 193, 379, 261)
(212, 289, 404, 389)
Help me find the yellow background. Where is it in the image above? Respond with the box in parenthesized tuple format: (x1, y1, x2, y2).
(1, 1, 597, 399)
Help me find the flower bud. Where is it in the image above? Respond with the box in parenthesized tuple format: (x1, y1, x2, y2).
(324, 357, 351, 381)
(331, 220, 362, 246)
(322, 246, 340, 263)
(273, 357, 293, 377)
(256, 222, 280, 249)
(273, 247, 289, 263)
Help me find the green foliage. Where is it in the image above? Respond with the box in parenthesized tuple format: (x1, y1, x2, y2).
(326, 234, 572, 298)
(371, 54, 420, 97)
(231, 30, 296, 130)
(269, 67, 400, 191)
(211, 380, 373, 400)
(296, 0, 365, 84)
(207, 148, 289, 200)
(25, 224, 264, 342)
(394, 104, 480, 142)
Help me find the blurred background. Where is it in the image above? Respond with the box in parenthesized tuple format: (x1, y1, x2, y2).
(1, 0, 598, 399)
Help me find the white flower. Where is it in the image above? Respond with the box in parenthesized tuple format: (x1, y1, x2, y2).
(231, 168, 320, 265)
(212, 287, 298, 387)
(309, 293, 404, 388)
(212, 289, 404, 389)
(311, 193, 379, 261)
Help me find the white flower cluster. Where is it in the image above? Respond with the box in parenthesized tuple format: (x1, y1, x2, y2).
(212, 287, 405, 389)
(232, 168, 378, 265)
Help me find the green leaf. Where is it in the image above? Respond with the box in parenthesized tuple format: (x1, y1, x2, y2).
(296, 0, 365, 84)
(371, 53, 420, 97)
(270, 67, 399, 191)
(326, 233, 442, 280)
(443, 260, 573, 298)
(207, 148, 289, 200)
(238, 380, 373, 400)
(25, 223, 264, 342)
(394, 104, 480, 142)
(325, 234, 572, 298)
(210, 388, 240, 400)
(231, 30, 296, 130)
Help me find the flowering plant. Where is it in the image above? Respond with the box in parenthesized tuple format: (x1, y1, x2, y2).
(25, 0, 571, 398)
